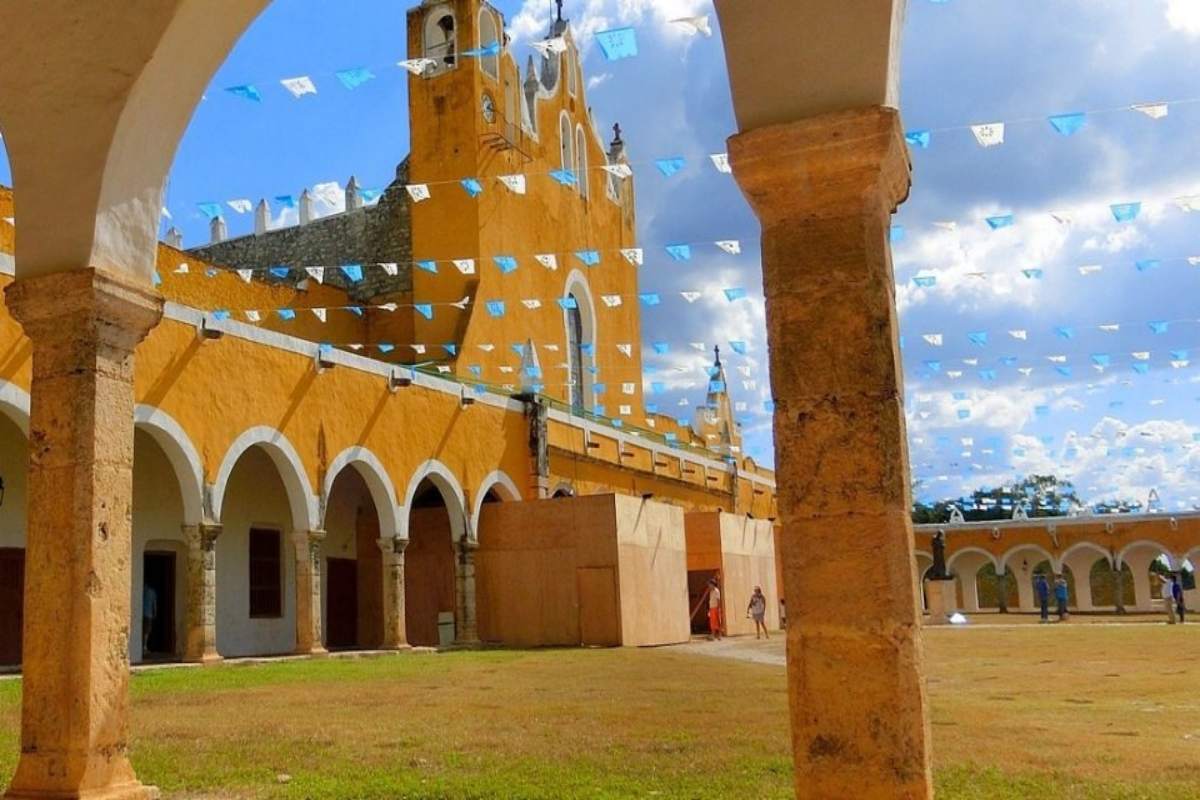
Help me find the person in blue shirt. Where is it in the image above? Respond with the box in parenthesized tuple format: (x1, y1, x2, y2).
(1174, 577, 1186, 624)
(1053, 576, 1069, 621)
(1034, 573, 1050, 623)
(142, 585, 158, 654)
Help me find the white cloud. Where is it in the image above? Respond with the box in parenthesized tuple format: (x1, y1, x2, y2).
(1164, 0, 1200, 35)
(587, 73, 612, 90)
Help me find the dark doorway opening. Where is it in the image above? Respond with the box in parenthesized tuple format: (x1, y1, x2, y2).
(687, 569, 719, 635)
(326, 557, 358, 649)
(0, 547, 24, 666)
(142, 551, 177, 659)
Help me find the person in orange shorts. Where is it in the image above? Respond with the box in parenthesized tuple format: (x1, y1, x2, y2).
(706, 577, 723, 639)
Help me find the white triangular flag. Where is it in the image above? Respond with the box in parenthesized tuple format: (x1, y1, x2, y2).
(312, 308, 327, 322)
(602, 163, 633, 179)
(406, 184, 432, 203)
(398, 57, 437, 76)
(174, 262, 189, 274)
(244, 310, 261, 322)
(1047, 355, 1067, 363)
(622, 382, 636, 395)
(690, 342, 706, 352)
(962, 358, 978, 366)
(946, 370, 962, 379)
(671, 15, 712, 36)
(933, 221, 958, 231)
(620, 248, 643, 266)
(617, 343, 632, 357)
(535, 254, 558, 270)
(1099, 323, 1120, 332)
(453, 259, 476, 275)
(599, 294, 623, 308)
(237, 269, 253, 283)
(522, 299, 542, 310)
(306, 266, 325, 283)
(380, 262, 399, 276)
(228, 199, 253, 214)
(499, 365, 514, 374)
(1132, 102, 1168, 120)
(1132, 351, 1150, 361)
(543, 344, 560, 352)
(619, 404, 632, 416)
(680, 291, 702, 303)
(1008, 329, 1027, 340)
(411, 344, 426, 355)
(161, 207, 172, 220)
(450, 296, 471, 310)
(709, 153, 731, 174)
(922, 334, 943, 346)
(1172, 360, 1190, 369)
(437, 365, 452, 374)
(348, 344, 364, 351)
(970, 122, 1005, 147)
(1078, 264, 1102, 275)
(530, 37, 568, 57)
(378, 303, 398, 312)
(1189, 257, 1200, 266)
(1018, 367, 1034, 376)
(281, 76, 317, 98)
(1175, 195, 1200, 212)
(715, 240, 741, 255)
(478, 343, 495, 352)
(498, 174, 527, 195)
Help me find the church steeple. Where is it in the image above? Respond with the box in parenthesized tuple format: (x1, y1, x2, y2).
(694, 344, 741, 457)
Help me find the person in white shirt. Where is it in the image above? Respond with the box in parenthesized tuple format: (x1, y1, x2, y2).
(747, 586, 769, 640)
(705, 578, 723, 640)
(1160, 574, 1178, 625)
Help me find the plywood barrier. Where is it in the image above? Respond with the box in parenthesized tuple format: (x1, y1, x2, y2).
(685, 512, 780, 636)
(476, 494, 690, 647)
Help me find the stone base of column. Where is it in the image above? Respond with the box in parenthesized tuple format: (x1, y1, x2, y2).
(924, 579, 955, 625)
(6, 782, 159, 800)
(183, 652, 225, 666)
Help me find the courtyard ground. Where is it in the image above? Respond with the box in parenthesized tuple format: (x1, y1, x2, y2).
(0, 622, 1197, 799)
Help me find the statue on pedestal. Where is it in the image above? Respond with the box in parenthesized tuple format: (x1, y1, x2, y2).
(930, 530, 949, 580)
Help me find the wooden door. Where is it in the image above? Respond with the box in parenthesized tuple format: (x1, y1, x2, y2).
(326, 557, 358, 649)
(0, 548, 24, 666)
(577, 567, 620, 647)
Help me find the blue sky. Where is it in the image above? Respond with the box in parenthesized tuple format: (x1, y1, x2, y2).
(5, 0, 1200, 509)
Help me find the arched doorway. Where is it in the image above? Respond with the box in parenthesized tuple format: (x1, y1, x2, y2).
(321, 466, 386, 650)
(131, 428, 189, 663)
(405, 479, 459, 647)
(1117, 541, 1179, 613)
(0, 398, 28, 667)
(214, 444, 308, 657)
(472, 472, 522, 644)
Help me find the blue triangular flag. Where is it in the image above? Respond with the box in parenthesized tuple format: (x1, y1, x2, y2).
(986, 214, 1014, 230)
(890, 225, 905, 243)
(414, 303, 433, 320)
(652, 342, 669, 354)
(729, 341, 748, 355)
(346, 306, 364, 317)
(1111, 202, 1141, 223)
(1149, 320, 1169, 334)
(1048, 112, 1086, 136)
(1133, 363, 1150, 374)
(1055, 326, 1074, 340)
(550, 169, 578, 186)
(443, 344, 458, 356)
(595, 27, 639, 61)
(225, 84, 262, 103)
(486, 300, 506, 318)
(197, 202, 223, 220)
(651, 382, 666, 394)
(378, 343, 395, 354)
(913, 275, 937, 288)
(1022, 268, 1043, 280)
(277, 309, 296, 321)
(1091, 354, 1111, 366)
(655, 157, 685, 177)
(924, 360, 941, 372)
(575, 250, 600, 266)
(274, 194, 297, 209)
(269, 266, 290, 279)
(905, 130, 931, 149)
(469, 365, 482, 377)
(463, 41, 501, 57)
(665, 244, 692, 261)
(416, 260, 438, 274)
(335, 67, 375, 90)
(341, 264, 364, 283)
(1055, 366, 1072, 377)
(493, 256, 518, 274)
(967, 331, 988, 346)
(638, 293, 661, 306)
(556, 297, 578, 310)
(1136, 259, 1160, 272)
(461, 178, 483, 197)
(724, 287, 748, 301)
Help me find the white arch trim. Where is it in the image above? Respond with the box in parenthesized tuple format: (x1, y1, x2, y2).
(998, 544, 1060, 576)
(0, 381, 30, 435)
(322, 446, 402, 539)
(1116, 539, 1179, 570)
(399, 459, 469, 543)
(1058, 541, 1114, 570)
(945, 546, 1000, 575)
(1184, 546, 1200, 569)
(471, 470, 522, 531)
(210, 426, 319, 532)
(134, 405, 205, 527)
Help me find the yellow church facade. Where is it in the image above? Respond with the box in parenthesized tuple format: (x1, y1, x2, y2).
(0, 0, 776, 667)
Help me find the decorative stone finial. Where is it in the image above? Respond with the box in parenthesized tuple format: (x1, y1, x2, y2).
(164, 227, 183, 249)
(714, 344, 721, 368)
(299, 189, 316, 225)
(345, 176, 363, 211)
(209, 215, 227, 244)
(254, 199, 270, 235)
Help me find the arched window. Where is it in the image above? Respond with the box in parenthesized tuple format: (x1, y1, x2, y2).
(566, 47, 577, 96)
(559, 112, 574, 177)
(566, 297, 585, 410)
(477, 9, 499, 80)
(575, 126, 589, 200)
(423, 6, 457, 73)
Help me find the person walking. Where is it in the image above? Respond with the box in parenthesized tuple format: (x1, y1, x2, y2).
(1054, 575, 1069, 621)
(1174, 576, 1186, 624)
(1159, 574, 1178, 624)
(705, 577, 723, 640)
(747, 586, 769, 640)
(142, 583, 159, 654)
(1034, 573, 1050, 623)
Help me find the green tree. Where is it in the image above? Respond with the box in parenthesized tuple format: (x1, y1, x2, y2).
(912, 474, 1083, 523)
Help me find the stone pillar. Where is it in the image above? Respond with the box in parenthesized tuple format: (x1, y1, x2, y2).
(1015, 570, 1036, 612)
(294, 530, 328, 655)
(1127, 558, 1154, 612)
(1113, 564, 1126, 614)
(377, 536, 410, 649)
(183, 522, 223, 664)
(3, 268, 161, 800)
(996, 570, 1009, 614)
(957, 569, 980, 613)
(1062, 557, 1095, 611)
(455, 538, 480, 645)
(728, 108, 932, 798)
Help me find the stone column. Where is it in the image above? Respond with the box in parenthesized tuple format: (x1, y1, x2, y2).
(1113, 564, 1126, 614)
(996, 570, 1009, 614)
(377, 536, 410, 649)
(3, 268, 161, 800)
(728, 108, 932, 798)
(958, 570, 980, 613)
(454, 538, 480, 645)
(293, 530, 328, 655)
(183, 522, 223, 664)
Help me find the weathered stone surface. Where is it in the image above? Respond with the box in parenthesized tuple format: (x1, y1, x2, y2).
(183, 523, 222, 664)
(189, 167, 413, 304)
(4, 268, 162, 800)
(454, 540, 479, 645)
(729, 107, 932, 799)
(293, 530, 328, 656)
(377, 537, 410, 650)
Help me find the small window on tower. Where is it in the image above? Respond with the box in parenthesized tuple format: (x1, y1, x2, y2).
(478, 9, 500, 80)
(567, 46, 577, 96)
(423, 7, 457, 73)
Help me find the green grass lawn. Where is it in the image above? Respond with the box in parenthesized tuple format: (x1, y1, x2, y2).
(0, 625, 1197, 798)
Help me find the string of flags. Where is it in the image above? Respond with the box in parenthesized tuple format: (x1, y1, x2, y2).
(185, 153, 733, 222)
(903, 96, 1197, 151)
(890, 186, 1200, 241)
(901, 253, 1200, 289)
(216, 14, 718, 106)
(910, 318, 1200, 351)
